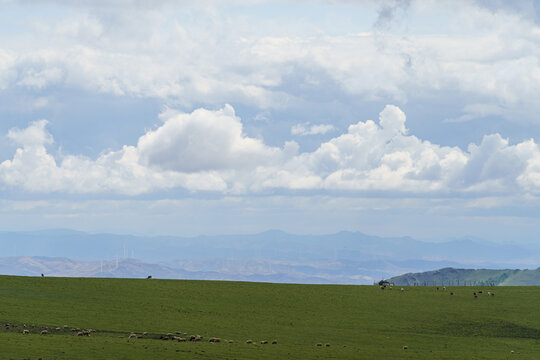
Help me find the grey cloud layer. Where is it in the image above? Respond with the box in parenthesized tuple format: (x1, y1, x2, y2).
(1, 105, 539, 196)
(1, 2, 540, 121)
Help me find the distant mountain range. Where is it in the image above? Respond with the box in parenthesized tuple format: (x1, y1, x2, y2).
(0, 229, 538, 284)
(388, 267, 540, 286)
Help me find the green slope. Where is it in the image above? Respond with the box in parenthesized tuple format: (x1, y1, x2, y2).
(388, 267, 540, 286)
(0, 275, 539, 359)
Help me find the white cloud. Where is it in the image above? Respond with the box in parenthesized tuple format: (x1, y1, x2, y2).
(291, 122, 336, 136)
(138, 104, 284, 172)
(2, 1, 540, 120)
(1, 104, 540, 197)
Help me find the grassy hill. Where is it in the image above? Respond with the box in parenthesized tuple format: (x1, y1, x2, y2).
(0, 275, 539, 359)
(388, 267, 540, 286)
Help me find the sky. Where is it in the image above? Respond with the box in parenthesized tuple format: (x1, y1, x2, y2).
(1, 0, 540, 244)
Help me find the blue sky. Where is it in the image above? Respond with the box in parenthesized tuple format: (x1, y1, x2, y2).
(1, 0, 540, 244)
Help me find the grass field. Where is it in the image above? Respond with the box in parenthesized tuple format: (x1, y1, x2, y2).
(1, 275, 539, 359)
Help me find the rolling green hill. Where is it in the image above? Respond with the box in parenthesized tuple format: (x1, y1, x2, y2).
(1, 275, 539, 359)
(388, 267, 540, 286)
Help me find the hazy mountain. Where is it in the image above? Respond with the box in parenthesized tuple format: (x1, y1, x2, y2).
(0, 229, 538, 284)
(1, 229, 537, 265)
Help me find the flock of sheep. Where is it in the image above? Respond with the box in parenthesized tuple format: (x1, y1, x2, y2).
(5, 323, 95, 337)
(379, 284, 496, 299)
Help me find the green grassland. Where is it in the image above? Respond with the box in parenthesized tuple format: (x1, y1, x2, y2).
(0, 276, 539, 359)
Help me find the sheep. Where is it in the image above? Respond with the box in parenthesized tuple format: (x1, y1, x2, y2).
(246, 340, 253, 344)
(380, 286, 385, 290)
(325, 343, 331, 347)
(41, 330, 48, 335)
(443, 287, 447, 291)
(478, 290, 483, 294)
(450, 292, 454, 295)
(176, 331, 182, 335)
(491, 292, 495, 297)
(271, 340, 278, 344)
(63, 325, 69, 329)
(22, 329, 29, 334)
(142, 332, 148, 336)
(77, 332, 84, 336)
(260, 340, 268, 344)
(474, 295, 478, 299)
(403, 345, 408, 350)
(228, 340, 234, 343)
(316, 343, 322, 347)
(209, 337, 221, 343)
(487, 291, 491, 296)
(55, 327, 61, 331)
(400, 288, 404, 292)
(129, 333, 137, 339)
(388, 286, 393, 290)
(177, 337, 186, 342)
(189, 335, 202, 342)
(436, 287, 439, 291)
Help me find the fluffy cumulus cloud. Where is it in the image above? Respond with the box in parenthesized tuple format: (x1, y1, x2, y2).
(291, 122, 336, 136)
(1, 104, 540, 196)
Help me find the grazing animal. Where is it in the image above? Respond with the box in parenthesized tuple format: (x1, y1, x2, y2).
(77, 332, 84, 336)
(443, 287, 447, 291)
(142, 332, 148, 336)
(316, 343, 322, 347)
(473, 292, 476, 296)
(403, 345, 408, 350)
(474, 295, 478, 299)
(436, 287, 439, 291)
(129, 333, 137, 339)
(491, 293, 495, 297)
(260, 340, 268, 344)
(380, 286, 385, 290)
(400, 288, 404, 292)
(22, 330, 29, 334)
(41, 330, 48, 335)
(209, 337, 221, 343)
(388, 286, 393, 290)
(325, 343, 331, 347)
(177, 337, 186, 342)
(147, 275, 152, 279)
(272, 340, 278, 344)
(450, 292, 454, 295)
(487, 291, 491, 296)
(478, 290, 483, 294)
(246, 340, 253, 344)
